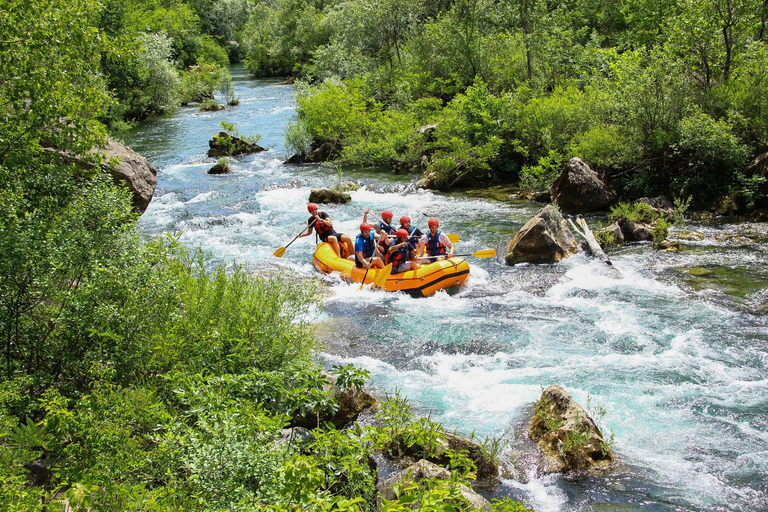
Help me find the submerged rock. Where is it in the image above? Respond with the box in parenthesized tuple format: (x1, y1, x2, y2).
(654, 239, 680, 252)
(308, 188, 351, 204)
(207, 131, 266, 157)
(207, 161, 230, 174)
(529, 385, 613, 473)
(505, 205, 578, 265)
(376, 460, 491, 511)
(687, 266, 714, 277)
(550, 157, 615, 213)
(674, 230, 705, 241)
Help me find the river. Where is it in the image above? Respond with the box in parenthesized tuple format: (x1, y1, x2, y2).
(123, 66, 768, 512)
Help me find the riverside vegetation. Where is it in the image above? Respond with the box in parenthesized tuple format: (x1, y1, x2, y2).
(0, 1, 533, 510)
(261, 0, 768, 211)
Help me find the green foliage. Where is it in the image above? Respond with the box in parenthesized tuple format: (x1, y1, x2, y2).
(652, 217, 671, 244)
(180, 63, 228, 105)
(520, 151, 563, 192)
(491, 498, 535, 512)
(332, 364, 370, 393)
(673, 111, 751, 199)
(609, 202, 658, 224)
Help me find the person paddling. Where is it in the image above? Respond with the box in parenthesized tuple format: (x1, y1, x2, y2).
(388, 228, 418, 274)
(398, 216, 423, 246)
(353, 223, 385, 270)
(418, 218, 454, 262)
(299, 203, 353, 258)
(364, 209, 396, 262)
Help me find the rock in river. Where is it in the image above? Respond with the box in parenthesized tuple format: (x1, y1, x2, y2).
(505, 205, 577, 265)
(529, 385, 613, 473)
(550, 157, 615, 213)
(207, 131, 266, 157)
(308, 188, 351, 204)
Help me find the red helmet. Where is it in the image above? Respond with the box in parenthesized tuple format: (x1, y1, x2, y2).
(428, 218, 439, 228)
(400, 216, 410, 225)
(382, 210, 393, 221)
(360, 223, 372, 231)
(307, 202, 318, 212)
(396, 228, 409, 238)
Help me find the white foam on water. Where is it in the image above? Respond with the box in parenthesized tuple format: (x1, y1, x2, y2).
(187, 191, 220, 204)
(503, 474, 568, 512)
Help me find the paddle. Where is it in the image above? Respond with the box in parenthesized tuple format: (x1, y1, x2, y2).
(373, 263, 392, 288)
(359, 265, 371, 290)
(273, 218, 316, 258)
(420, 249, 496, 259)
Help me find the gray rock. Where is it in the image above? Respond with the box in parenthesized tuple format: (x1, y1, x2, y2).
(207, 131, 266, 158)
(45, 139, 158, 213)
(376, 460, 491, 511)
(529, 385, 613, 473)
(273, 427, 315, 451)
(637, 195, 674, 216)
(550, 157, 615, 213)
(308, 188, 351, 204)
(596, 222, 624, 248)
(619, 220, 653, 242)
(505, 205, 578, 265)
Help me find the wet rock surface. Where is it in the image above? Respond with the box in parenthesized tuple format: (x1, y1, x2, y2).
(308, 188, 352, 204)
(505, 205, 578, 265)
(207, 131, 266, 157)
(550, 157, 615, 213)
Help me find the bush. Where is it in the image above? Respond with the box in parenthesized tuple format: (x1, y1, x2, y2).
(673, 111, 751, 198)
(180, 63, 227, 104)
(569, 124, 640, 171)
(520, 150, 564, 192)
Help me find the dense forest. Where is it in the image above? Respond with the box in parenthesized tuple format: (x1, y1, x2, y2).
(2, 0, 766, 510)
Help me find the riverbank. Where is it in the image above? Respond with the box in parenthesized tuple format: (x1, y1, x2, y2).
(122, 70, 768, 511)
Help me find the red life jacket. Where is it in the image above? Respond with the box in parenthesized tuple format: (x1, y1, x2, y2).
(311, 213, 332, 235)
(390, 240, 413, 268)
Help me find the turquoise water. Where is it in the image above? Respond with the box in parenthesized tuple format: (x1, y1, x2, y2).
(125, 66, 768, 512)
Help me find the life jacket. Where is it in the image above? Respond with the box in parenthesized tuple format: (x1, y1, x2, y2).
(390, 240, 412, 269)
(379, 221, 395, 235)
(313, 213, 332, 235)
(426, 231, 446, 257)
(356, 232, 376, 259)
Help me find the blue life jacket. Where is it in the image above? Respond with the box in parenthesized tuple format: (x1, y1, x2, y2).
(379, 221, 395, 235)
(426, 230, 446, 257)
(356, 232, 376, 259)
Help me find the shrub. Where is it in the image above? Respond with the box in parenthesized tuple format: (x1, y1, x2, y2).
(520, 150, 564, 192)
(609, 202, 658, 224)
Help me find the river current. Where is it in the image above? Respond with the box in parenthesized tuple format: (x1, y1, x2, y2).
(124, 67, 768, 512)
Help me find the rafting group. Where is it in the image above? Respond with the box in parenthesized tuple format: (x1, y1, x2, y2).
(274, 202, 495, 296)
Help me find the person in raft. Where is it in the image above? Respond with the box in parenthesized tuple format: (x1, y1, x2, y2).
(417, 218, 454, 262)
(398, 216, 423, 246)
(352, 223, 385, 269)
(388, 228, 418, 273)
(299, 203, 353, 258)
(363, 209, 396, 262)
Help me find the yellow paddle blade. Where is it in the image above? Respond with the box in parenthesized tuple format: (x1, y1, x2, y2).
(374, 263, 393, 287)
(447, 233, 460, 243)
(471, 249, 496, 258)
(273, 246, 287, 258)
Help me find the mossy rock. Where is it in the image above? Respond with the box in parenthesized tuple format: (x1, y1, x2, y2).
(687, 267, 714, 277)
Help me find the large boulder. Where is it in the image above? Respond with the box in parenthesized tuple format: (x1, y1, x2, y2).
(376, 460, 491, 511)
(505, 205, 578, 265)
(285, 141, 338, 164)
(207, 131, 266, 157)
(308, 188, 351, 204)
(637, 195, 674, 217)
(618, 219, 653, 242)
(45, 139, 158, 213)
(550, 157, 615, 213)
(529, 385, 614, 473)
(292, 372, 377, 430)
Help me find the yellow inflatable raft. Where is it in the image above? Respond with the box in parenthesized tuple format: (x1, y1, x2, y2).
(312, 242, 470, 296)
